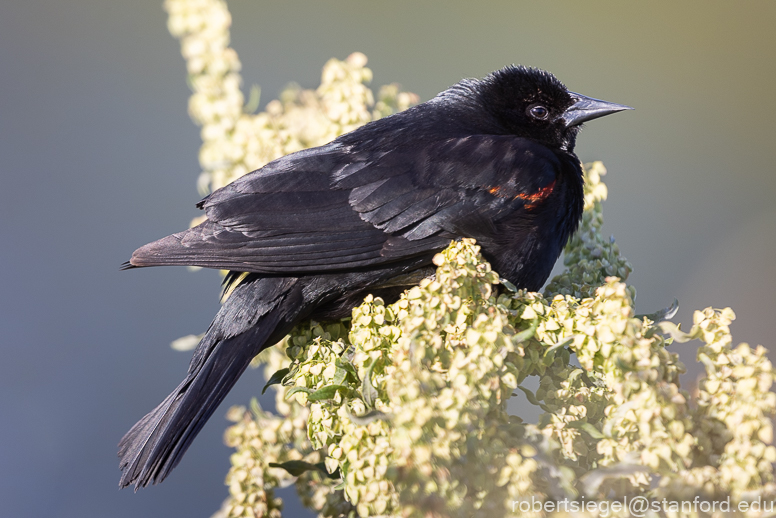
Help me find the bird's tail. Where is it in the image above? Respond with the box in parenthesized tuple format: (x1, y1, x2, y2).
(118, 275, 303, 490)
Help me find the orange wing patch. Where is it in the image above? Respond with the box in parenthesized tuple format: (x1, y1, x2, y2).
(486, 180, 557, 209)
(516, 179, 556, 209)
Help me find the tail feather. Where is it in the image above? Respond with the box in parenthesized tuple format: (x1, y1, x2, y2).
(118, 257, 430, 489)
(118, 276, 300, 489)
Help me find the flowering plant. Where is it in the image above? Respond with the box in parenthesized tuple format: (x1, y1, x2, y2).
(163, 1, 776, 516)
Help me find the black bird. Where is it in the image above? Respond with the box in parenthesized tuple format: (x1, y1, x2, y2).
(118, 65, 630, 489)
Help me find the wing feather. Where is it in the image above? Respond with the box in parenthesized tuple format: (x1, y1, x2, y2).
(129, 135, 560, 273)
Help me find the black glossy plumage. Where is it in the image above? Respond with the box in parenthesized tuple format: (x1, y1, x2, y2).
(119, 65, 630, 489)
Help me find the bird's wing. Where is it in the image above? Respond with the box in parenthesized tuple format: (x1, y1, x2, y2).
(129, 136, 560, 273)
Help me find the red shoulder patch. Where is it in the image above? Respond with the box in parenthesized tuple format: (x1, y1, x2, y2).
(516, 179, 556, 209)
(485, 179, 556, 209)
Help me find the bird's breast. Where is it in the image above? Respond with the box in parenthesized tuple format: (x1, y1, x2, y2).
(481, 158, 584, 291)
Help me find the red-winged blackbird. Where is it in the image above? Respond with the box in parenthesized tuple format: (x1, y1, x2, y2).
(118, 65, 631, 489)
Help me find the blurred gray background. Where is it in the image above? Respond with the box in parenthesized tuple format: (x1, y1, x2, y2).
(1, 1, 774, 516)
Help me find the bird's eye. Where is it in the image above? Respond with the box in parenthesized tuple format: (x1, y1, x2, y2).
(528, 105, 549, 120)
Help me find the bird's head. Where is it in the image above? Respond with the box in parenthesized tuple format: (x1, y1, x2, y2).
(473, 65, 632, 152)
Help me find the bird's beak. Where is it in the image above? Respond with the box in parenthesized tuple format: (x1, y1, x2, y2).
(560, 92, 633, 128)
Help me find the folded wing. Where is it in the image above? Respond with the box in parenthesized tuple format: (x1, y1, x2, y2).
(128, 136, 560, 274)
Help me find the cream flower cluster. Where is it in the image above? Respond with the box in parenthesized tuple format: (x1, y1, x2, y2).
(162, 2, 775, 517)
(165, 0, 416, 206)
(217, 167, 776, 518)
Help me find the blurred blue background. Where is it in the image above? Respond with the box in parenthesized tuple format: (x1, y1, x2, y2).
(1, 1, 774, 516)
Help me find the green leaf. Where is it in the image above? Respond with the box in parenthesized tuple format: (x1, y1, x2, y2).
(308, 385, 357, 402)
(567, 368, 598, 388)
(332, 365, 348, 386)
(543, 336, 574, 359)
(262, 368, 290, 395)
(287, 384, 357, 402)
(499, 277, 518, 292)
(514, 319, 539, 343)
(361, 359, 380, 408)
(286, 386, 313, 399)
(567, 420, 604, 439)
(334, 357, 358, 384)
(515, 386, 551, 412)
(636, 298, 679, 322)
